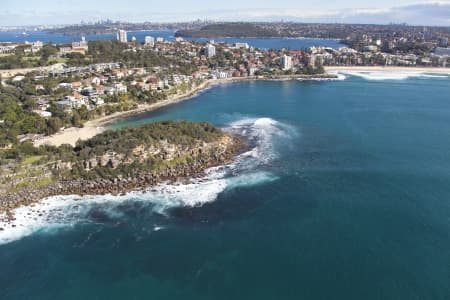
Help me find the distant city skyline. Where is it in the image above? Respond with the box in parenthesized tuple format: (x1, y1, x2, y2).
(1, 0, 450, 26)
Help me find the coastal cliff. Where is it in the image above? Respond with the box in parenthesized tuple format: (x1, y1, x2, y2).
(0, 121, 243, 219)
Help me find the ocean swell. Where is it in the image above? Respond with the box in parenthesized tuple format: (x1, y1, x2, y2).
(0, 117, 294, 245)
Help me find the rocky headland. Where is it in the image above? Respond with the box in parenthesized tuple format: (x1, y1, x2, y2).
(0, 121, 244, 223)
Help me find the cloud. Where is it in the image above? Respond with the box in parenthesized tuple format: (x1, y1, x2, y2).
(1, 2, 450, 26)
(210, 2, 450, 25)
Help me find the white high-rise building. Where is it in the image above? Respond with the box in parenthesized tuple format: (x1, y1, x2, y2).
(281, 55, 293, 70)
(145, 36, 155, 47)
(117, 30, 128, 43)
(206, 44, 216, 58)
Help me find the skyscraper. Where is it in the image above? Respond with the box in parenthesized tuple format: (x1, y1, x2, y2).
(281, 55, 293, 70)
(117, 30, 128, 43)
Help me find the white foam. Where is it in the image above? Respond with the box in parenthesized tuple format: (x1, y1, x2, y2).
(0, 117, 292, 245)
(338, 70, 449, 81)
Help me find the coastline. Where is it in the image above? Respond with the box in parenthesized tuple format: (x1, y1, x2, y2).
(1, 134, 245, 219)
(32, 66, 450, 148)
(34, 74, 334, 147)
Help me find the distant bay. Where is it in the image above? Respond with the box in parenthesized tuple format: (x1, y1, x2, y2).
(0, 30, 344, 49)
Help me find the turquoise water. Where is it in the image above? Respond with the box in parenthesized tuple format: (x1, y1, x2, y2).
(1, 73, 450, 299)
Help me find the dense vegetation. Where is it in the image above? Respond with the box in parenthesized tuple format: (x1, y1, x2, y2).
(175, 23, 281, 38)
(76, 121, 222, 153)
(0, 85, 59, 144)
(25, 121, 223, 179)
(0, 40, 197, 75)
(0, 81, 94, 147)
(51, 121, 224, 179)
(0, 121, 227, 192)
(65, 40, 197, 74)
(46, 25, 115, 36)
(0, 44, 60, 69)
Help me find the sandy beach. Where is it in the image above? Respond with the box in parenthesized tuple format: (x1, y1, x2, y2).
(325, 66, 450, 74)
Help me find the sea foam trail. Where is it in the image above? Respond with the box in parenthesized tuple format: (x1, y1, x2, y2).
(338, 70, 449, 81)
(0, 117, 294, 245)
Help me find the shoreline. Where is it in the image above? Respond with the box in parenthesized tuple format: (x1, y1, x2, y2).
(33, 67, 450, 148)
(34, 74, 334, 147)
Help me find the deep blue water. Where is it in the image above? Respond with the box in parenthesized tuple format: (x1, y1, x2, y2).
(0, 30, 343, 49)
(1, 73, 450, 299)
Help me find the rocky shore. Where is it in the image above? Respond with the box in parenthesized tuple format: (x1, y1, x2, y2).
(0, 135, 244, 224)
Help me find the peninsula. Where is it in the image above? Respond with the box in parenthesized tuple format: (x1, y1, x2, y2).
(0, 121, 243, 221)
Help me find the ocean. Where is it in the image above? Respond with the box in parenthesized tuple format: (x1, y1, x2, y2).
(0, 30, 344, 50)
(1, 71, 450, 299)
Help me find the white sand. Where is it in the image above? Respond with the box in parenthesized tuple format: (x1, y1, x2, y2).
(34, 125, 106, 147)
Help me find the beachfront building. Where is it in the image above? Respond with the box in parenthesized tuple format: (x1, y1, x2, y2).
(117, 30, 128, 43)
(281, 55, 293, 70)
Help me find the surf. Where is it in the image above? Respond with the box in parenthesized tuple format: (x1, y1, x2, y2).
(337, 70, 449, 81)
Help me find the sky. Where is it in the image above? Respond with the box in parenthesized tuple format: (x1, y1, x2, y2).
(1, 0, 450, 26)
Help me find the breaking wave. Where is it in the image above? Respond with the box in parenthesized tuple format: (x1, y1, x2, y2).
(0, 118, 295, 245)
(337, 70, 449, 81)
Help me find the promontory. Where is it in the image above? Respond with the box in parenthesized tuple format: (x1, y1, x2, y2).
(0, 121, 243, 216)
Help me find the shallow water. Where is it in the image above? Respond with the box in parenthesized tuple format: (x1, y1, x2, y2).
(1, 73, 450, 299)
